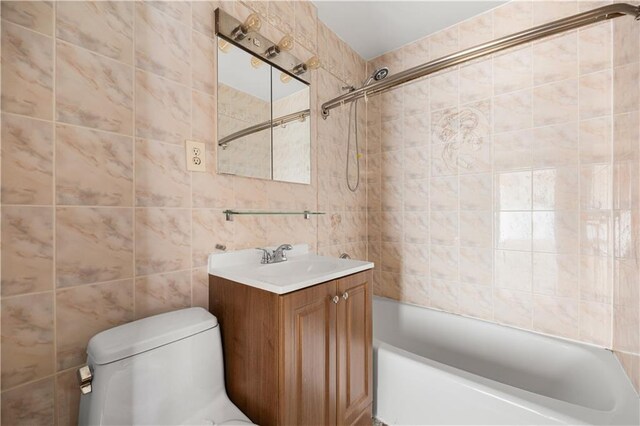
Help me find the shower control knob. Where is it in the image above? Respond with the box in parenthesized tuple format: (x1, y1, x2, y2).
(332, 295, 340, 304)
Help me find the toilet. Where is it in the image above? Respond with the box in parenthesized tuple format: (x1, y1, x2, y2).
(78, 307, 254, 425)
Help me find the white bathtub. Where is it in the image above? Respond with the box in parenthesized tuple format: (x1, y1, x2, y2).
(373, 297, 640, 425)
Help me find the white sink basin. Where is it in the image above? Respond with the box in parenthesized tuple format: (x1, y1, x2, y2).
(208, 245, 374, 294)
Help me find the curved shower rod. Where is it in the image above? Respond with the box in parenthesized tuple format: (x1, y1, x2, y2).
(218, 108, 311, 148)
(321, 3, 640, 119)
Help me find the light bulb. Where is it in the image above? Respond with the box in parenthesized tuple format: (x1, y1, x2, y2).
(218, 39, 232, 53)
(280, 72, 292, 84)
(277, 34, 294, 52)
(250, 56, 264, 69)
(243, 13, 262, 32)
(306, 56, 320, 70)
(231, 13, 261, 40)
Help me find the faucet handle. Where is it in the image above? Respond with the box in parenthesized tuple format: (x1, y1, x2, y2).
(255, 248, 273, 264)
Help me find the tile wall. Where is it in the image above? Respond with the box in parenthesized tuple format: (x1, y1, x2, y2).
(0, 1, 367, 423)
(365, 0, 640, 392)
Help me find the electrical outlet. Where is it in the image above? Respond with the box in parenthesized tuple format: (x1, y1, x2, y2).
(185, 140, 206, 172)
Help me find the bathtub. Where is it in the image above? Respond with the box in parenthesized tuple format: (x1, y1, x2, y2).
(373, 297, 640, 425)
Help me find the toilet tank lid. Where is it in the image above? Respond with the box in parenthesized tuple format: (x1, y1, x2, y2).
(87, 307, 218, 365)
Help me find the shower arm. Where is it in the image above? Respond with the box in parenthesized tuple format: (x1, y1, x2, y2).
(320, 3, 640, 119)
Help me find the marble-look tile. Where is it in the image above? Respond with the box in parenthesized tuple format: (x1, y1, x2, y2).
(533, 78, 579, 127)
(380, 242, 402, 273)
(496, 212, 532, 251)
(147, 0, 191, 26)
(1, 292, 54, 389)
(429, 279, 459, 313)
(402, 37, 429, 70)
(493, 46, 532, 96)
(580, 117, 612, 164)
(135, 270, 191, 319)
(401, 274, 429, 307)
(192, 90, 216, 143)
(459, 247, 492, 285)
(615, 352, 639, 394)
(381, 211, 403, 242)
(135, 70, 191, 144)
(192, 1, 218, 38)
(1, 1, 53, 35)
(532, 122, 580, 168)
(2, 206, 53, 297)
(579, 70, 612, 119)
(402, 243, 430, 276)
(532, 0, 577, 25)
(533, 295, 579, 339)
(56, 279, 133, 370)
(1, 377, 54, 426)
(135, 208, 191, 275)
(459, 12, 492, 50)
(56, 207, 133, 287)
(494, 288, 533, 328)
(403, 114, 429, 148)
(613, 63, 640, 114)
(493, 1, 532, 38)
(533, 211, 579, 254)
(429, 26, 458, 59)
(430, 70, 458, 111)
(494, 89, 532, 132)
(192, 209, 233, 267)
(294, 0, 317, 53)
(613, 304, 639, 353)
(56, 124, 133, 206)
(532, 33, 578, 85)
(430, 245, 458, 281)
(192, 30, 216, 95)
(430, 211, 458, 246)
(404, 211, 429, 244)
(136, 2, 190, 84)
(56, 1, 133, 63)
(429, 177, 456, 211)
(494, 129, 533, 171)
(56, 41, 133, 134)
(613, 14, 640, 67)
(192, 173, 234, 209)
(495, 250, 532, 291)
(56, 369, 80, 426)
(495, 171, 532, 210)
(532, 167, 579, 211)
(268, 0, 294, 36)
(579, 22, 611, 75)
(192, 267, 209, 310)
(459, 210, 492, 249)
(458, 282, 493, 321)
(1, 21, 53, 120)
(533, 252, 579, 298)
(459, 59, 492, 104)
(580, 255, 612, 303)
(580, 301, 612, 346)
(580, 164, 611, 210)
(459, 174, 492, 211)
(1, 113, 53, 204)
(613, 112, 639, 162)
(135, 139, 189, 207)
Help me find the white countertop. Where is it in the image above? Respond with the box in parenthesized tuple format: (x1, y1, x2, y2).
(208, 245, 374, 294)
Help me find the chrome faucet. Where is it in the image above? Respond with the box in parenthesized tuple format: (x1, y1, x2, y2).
(256, 244, 293, 264)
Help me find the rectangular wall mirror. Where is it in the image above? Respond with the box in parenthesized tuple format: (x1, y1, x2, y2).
(216, 35, 311, 185)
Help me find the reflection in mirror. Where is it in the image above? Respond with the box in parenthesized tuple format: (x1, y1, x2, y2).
(272, 71, 311, 184)
(217, 38, 272, 179)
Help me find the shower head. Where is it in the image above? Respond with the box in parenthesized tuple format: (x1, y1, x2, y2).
(362, 67, 389, 87)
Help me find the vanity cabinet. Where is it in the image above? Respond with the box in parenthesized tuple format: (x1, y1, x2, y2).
(209, 270, 372, 426)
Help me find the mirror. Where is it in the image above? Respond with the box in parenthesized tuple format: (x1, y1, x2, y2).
(216, 37, 311, 184)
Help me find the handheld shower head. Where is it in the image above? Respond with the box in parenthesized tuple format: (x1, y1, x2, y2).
(362, 67, 389, 86)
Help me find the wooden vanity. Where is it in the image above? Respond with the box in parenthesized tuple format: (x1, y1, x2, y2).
(209, 269, 373, 426)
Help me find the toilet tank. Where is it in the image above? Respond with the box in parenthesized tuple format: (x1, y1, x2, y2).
(78, 308, 247, 425)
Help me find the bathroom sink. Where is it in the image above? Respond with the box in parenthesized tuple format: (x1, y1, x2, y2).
(208, 245, 374, 294)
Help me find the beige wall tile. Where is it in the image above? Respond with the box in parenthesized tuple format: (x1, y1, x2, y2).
(192, 90, 216, 143)
(192, 209, 233, 267)
(533, 294, 579, 339)
(533, 78, 579, 126)
(1, 377, 55, 426)
(147, 0, 192, 26)
(191, 267, 209, 310)
(56, 1, 133, 63)
(56, 207, 133, 287)
(135, 270, 191, 319)
(494, 288, 532, 328)
(56, 369, 80, 426)
(135, 2, 190, 85)
(532, 32, 578, 85)
(56, 124, 133, 206)
(579, 70, 612, 120)
(135, 208, 191, 275)
(1, 293, 54, 390)
(458, 282, 493, 320)
(56, 41, 133, 134)
(1, 21, 53, 120)
(135, 139, 190, 207)
(1, 206, 53, 297)
(135, 70, 190, 143)
(56, 279, 133, 370)
(1, 113, 53, 204)
(1, 1, 53, 35)
(192, 30, 216, 95)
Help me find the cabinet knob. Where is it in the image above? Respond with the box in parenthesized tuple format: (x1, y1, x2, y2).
(331, 295, 340, 304)
(342, 292, 349, 300)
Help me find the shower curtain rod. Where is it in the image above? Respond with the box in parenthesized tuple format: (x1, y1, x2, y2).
(320, 3, 640, 119)
(218, 108, 311, 148)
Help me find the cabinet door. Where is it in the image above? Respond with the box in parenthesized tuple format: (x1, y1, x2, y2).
(336, 271, 373, 425)
(281, 281, 337, 425)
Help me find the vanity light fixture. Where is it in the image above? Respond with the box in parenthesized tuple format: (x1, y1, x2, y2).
(292, 55, 320, 76)
(264, 34, 294, 58)
(230, 13, 261, 41)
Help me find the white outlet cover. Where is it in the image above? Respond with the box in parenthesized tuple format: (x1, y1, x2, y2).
(185, 140, 206, 172)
